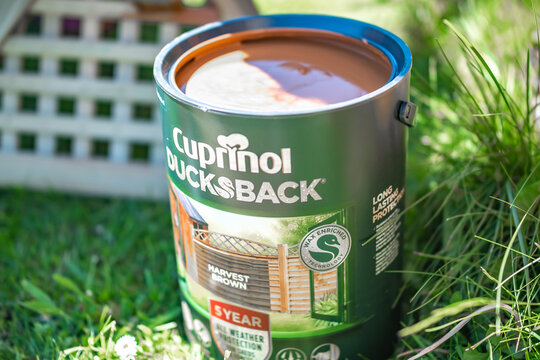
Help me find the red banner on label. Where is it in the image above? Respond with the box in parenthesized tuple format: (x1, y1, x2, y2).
(209, 299, 270, 331)
(209, 299, 272, 359)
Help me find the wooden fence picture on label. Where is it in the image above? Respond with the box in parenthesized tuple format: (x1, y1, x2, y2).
(168, 181, 349, 320)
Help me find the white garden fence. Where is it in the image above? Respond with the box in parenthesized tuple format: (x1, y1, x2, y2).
(0, 0, 255, 199)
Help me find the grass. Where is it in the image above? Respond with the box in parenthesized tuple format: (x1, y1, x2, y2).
(0, 190, 187, 359)
(310, 293, 340, 328)
(395, 0, 540, 358)
(1, 0, 539, 359)
(252, 0, 410, 36)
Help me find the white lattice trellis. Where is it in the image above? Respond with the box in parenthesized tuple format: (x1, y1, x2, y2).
(0, 0, 255, 199)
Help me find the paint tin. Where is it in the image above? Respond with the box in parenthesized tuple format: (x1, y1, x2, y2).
(154, 14, 414, 360)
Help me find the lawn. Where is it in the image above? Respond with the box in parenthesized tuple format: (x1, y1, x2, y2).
(0, 190, 184, 358)
(1, 0, 539, 359)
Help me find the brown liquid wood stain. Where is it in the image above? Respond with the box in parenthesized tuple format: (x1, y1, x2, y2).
(174, 28, 393, 112)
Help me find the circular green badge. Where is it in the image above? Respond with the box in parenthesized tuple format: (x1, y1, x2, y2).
(299, 224, 351, 272)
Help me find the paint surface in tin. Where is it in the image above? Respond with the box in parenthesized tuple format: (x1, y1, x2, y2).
(174, 28, 393, 112)
(156, 15, 411, 360)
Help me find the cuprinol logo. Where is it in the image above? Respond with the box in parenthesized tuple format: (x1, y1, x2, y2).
(299, 225, 351, 272)
(166, 127, 326, 204)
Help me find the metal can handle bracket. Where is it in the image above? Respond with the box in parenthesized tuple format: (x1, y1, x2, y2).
(397, 101, 416, 127)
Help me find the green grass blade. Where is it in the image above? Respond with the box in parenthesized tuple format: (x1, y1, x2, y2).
(53, 273, 86, 299)
(399, 297, 493, 337)
(21, 279, 54, 306)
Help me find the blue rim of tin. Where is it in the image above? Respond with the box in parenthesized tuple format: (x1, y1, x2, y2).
(154, 14, 412, 117)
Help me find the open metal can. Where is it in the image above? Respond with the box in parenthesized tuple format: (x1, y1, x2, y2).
(154, 14, 413, 360)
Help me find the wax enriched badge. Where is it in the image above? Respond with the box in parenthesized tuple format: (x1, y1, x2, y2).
(299, 224, 351, 272)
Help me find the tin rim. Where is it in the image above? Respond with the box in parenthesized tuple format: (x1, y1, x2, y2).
(154, 14, 412, 117)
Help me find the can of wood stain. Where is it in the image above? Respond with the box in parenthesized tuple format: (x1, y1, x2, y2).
(154, 14, 414, 360)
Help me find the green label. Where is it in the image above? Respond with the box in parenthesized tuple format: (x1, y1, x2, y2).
(168, 179, 404, 359)
(158, 87, 407, 359)
(158, 89, 382, 217)
(165, 129, 325, 206)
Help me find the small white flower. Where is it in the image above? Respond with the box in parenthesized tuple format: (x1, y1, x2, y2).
(190, 344, 202, 360)
(114, 335, 138, 360)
